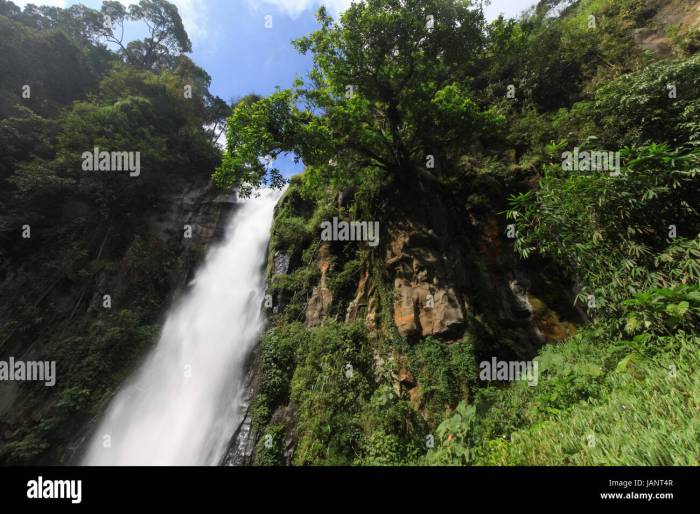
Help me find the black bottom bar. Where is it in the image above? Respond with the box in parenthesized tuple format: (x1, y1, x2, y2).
(1, 466, 694, 508)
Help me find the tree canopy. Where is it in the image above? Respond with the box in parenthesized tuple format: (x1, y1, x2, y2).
(214, 0, 505, 196)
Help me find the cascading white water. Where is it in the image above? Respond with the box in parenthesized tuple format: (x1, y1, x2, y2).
(82, 189, 281, 465)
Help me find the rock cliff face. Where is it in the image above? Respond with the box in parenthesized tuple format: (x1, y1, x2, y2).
(633, 0, 700, 57)
(305, 243, 334, 328)
(292, 181, 581, 354)
(238, 173, 585, 465)
(387, 224, 466, 338)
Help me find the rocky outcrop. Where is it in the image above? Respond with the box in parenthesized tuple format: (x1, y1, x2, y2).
(632, 0, 700, 58)
(386, 224, 466, 338)
(345, 270, 380, 333)
(305, 243, 333, 327)
(335, 177, 583, 360)
(245, 172, 586, 465)
(148, 180, 237, 292)
(345, 270, 369, 322)
(221, 352, 258, 466)
(272, 251, 291, 276)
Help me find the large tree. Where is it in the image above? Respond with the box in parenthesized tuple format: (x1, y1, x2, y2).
(96, 0, 192, 70)
(214, 0, 501, 196)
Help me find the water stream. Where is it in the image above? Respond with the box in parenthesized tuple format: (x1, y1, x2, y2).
(82, 190, 280, 465)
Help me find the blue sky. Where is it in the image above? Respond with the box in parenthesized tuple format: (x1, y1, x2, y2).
(14, 0, 540, 175)
(16, 0, 540, 100)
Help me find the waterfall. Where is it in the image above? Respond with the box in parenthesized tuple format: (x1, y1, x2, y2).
(82, 189, 281, 465)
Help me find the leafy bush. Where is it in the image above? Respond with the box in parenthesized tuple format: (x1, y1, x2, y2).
(409, 336, 477, 426)
(622, 285, 700, 338)
(594, 55, 700, 146)
(487, 332, 700, 465)
(289, 322, 374, 465)
(507, 144, 699, 315)
(426, 284, 700, 466)
(425, 402, 476, 465)
(253, 422, 288, 466)
(251, 323, 304, 428)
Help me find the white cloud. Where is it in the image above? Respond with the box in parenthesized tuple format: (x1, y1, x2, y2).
(11, 0, 538, 43)
(172, 0, 210, 45)
(118, 0, 211, 45)
(484, 0, 539, 21)
(244, 0, 353, 19)
(248, 0, 539, 21)
(12, 0, 66, 6)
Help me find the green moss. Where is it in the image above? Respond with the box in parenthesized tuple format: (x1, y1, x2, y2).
(253, 422, 288, 466)
(327, 252, 365, 318)
(409, 336, 477, 427)
(289, 322, 374, 465)
(251, 322, 305, 429)
(268, 266, 319, 323)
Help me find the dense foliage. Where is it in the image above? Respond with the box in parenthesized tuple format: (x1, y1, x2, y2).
(2, 0, 698, 467)
(214, 0, 504, 197)
(0, 0, 227, 463)
(248, 0, 700, 467)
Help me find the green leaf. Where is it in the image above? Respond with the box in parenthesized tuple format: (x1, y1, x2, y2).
(666, 302, 689, 318)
